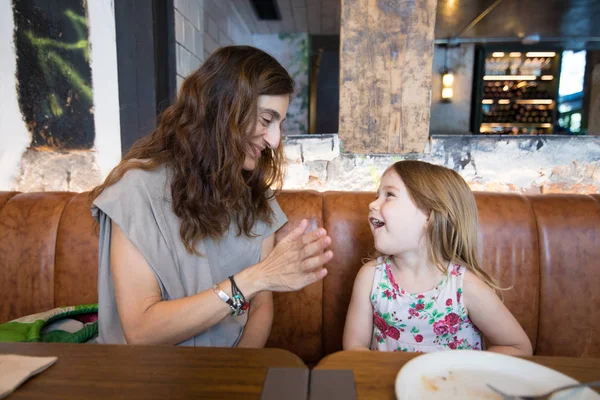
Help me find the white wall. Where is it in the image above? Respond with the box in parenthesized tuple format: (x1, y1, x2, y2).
(203, 0, 253, 58)
(88, 0, 121, 179)
(0, 0, 30, 191)
(174, 0, 253, 89)
(174, 0, 204, 89)
(0, 0, 122, 191)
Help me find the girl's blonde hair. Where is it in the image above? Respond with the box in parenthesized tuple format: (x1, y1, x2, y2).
(387, 160, 504, 292)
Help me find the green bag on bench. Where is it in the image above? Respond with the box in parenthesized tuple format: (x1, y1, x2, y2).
(0, 304, 98, 343)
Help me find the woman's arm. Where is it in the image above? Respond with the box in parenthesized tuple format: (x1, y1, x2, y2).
(236, 235, 276, 348)
(111, 219, 332, 346)
(342, 262, 377, 351)
(463, 271, 533, 356)
(111, 221, 235, 345)
(236, 291, 273, 348)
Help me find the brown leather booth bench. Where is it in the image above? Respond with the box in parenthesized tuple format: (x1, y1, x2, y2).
(1, 190, 599, 365)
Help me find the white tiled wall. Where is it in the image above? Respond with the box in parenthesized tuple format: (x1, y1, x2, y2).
(203, 0, 253, 58)
(174, 0, 203, 89)
(175, 0, 253, 90)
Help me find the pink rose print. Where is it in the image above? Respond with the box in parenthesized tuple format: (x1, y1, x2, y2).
(417, 294, 424, 299)
(448, 338, 458, 349)
(414, 334, 423, 343)
(374, 312, 401, 340)
(457, 290, 462, 303)
(449, 325, 459, 335)
(415, 303, 425, 311)
(374, 312, 388, 333)
(408, 309, 419, 318)
(451, 264, 460, 276)
(387, 327, 400, 340)
(445, 313, 460, 326)
(385, 263, 400, 292)
(445, 298, 452, 306)
(433, 320, 449, 336)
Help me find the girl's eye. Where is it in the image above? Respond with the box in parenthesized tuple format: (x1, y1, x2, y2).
(262, 118, 272, 125)
(386, 192, 394, 197)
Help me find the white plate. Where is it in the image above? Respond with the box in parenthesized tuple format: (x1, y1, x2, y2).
(395, 350, 600, 400)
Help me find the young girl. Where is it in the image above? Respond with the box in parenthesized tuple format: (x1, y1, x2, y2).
(343, 161, 532, 355)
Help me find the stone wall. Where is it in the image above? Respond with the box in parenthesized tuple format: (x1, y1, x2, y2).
(283, 135, 600, 194)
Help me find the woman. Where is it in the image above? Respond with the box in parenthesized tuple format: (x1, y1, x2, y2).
(90, 46, 333, 347)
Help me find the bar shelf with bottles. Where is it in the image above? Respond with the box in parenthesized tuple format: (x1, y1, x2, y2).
(473, 48, 561, 135)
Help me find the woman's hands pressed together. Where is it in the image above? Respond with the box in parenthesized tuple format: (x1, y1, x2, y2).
(241, 219, 333, 293)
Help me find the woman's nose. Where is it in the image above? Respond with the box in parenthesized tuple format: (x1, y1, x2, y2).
(264, 124, 281, 149)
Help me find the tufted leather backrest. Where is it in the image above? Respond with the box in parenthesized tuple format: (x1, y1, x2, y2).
(1, 190, 599, 361)
(530, 195, 600, 357)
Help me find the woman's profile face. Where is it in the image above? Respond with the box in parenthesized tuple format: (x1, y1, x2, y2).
(243, 94, 290, 171)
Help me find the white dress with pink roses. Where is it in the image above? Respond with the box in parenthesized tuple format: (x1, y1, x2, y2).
(369, 256, 483, 352)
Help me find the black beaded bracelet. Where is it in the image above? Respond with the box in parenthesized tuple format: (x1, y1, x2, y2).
(229, 275, 249, 315)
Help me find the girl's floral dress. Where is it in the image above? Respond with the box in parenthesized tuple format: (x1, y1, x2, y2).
(369, 256, 483, 352)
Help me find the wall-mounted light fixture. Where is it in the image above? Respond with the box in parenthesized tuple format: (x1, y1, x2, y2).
(441, 45, 454, 102)
(441, 69, 454, 101)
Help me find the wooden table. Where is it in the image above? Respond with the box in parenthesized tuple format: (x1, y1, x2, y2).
(1, 343, 306, 399)
(315, 351, 600, 400)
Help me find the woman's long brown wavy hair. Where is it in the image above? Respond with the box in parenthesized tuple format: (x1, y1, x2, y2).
(388, 160, 505, 293)
(90, 46, 294, 254)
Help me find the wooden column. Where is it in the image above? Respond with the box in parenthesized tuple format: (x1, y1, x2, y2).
(339, 0, 437, 153)
(588, 64, 600, 135)
(583, 51, 600, 135)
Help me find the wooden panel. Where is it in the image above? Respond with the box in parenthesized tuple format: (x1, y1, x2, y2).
(338, 0, 437, 153)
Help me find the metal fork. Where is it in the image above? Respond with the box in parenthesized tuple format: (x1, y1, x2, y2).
(487, 381, 600, 400)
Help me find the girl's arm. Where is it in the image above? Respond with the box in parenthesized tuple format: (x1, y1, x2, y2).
(463, 270, 533, 356)
(342, 261, 377, 351)
(237, 235, 276, 348)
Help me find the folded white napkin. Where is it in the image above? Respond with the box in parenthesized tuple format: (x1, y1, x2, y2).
(0, 354, 57, 399)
